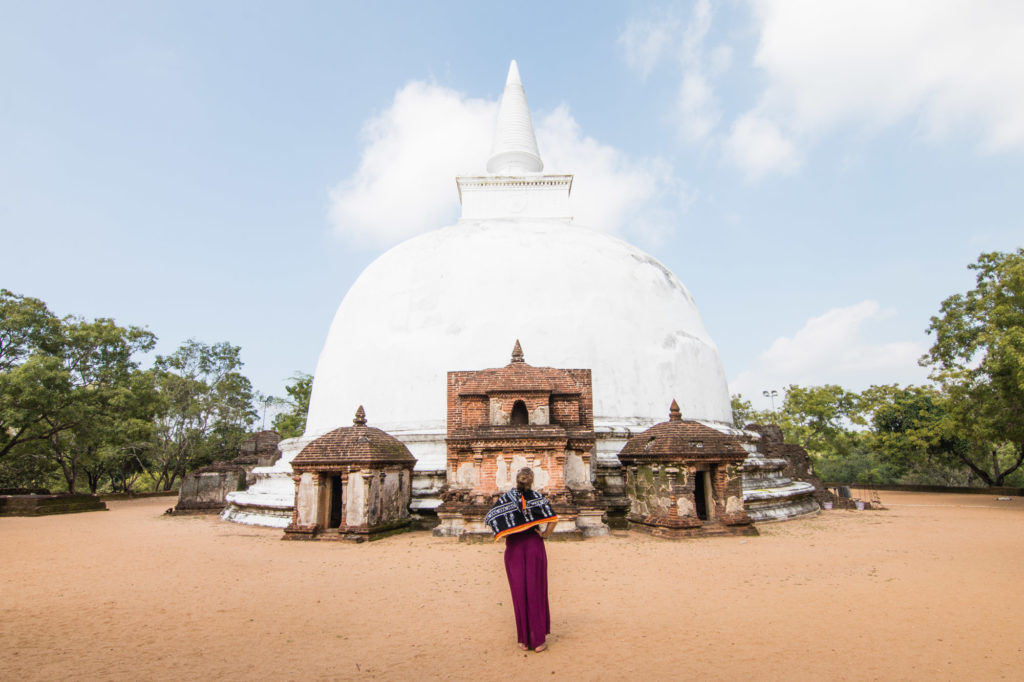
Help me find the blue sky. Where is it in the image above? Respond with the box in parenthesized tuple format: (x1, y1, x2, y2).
(2, 0, 1022, 411)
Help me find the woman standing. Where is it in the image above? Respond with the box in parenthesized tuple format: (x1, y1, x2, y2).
(484, 467, 557, 652)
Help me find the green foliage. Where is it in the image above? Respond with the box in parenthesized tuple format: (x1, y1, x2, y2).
(812, 444, 891, 486)
(0, 289, 157, 492)
(772, 384, 864, 458)
(1, 290, 63, 460)
(1, 290, 260, 493)
(730, 394, 759, 428)
(149, 339, 257, 490)
(272, 372, 312, 439)
(42, 317, 157, 492)
(742, 247, 1024, 489)
(858, 384, 953, 481)
(0, 447, 58, 490)
(921, 248, 1024, 485)
(0, 289, 60, 371)
(741, 383, 983, 486)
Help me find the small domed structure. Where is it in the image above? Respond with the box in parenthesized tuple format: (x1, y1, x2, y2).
(284, 406, 417, 541)
(618, 401, 755, 538)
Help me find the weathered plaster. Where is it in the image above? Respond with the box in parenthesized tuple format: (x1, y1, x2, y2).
(489, 399, 509, 426)
(345, 472, 365, 526)
(528, 404, 549, 425)
(295, 472, 317, 526)
(564, 452, 589, 487)
(455, 462, 477, 488)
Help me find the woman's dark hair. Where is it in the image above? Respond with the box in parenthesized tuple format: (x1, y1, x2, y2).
(515, 467, 534, 493)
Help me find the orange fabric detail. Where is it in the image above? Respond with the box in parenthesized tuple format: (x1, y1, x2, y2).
(493, 516, 558, 542)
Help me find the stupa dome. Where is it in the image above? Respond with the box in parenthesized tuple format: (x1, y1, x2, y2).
(306, 220, 731, 435)
(304, 60, 732, 471)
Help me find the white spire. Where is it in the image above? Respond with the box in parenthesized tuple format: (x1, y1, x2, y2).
(487, 60, 544, 175)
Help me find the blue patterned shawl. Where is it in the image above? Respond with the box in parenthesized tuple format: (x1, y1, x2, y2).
(484, 488, 558, 541)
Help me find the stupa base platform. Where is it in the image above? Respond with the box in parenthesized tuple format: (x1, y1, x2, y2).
(627, 519, 759, 539)
(432, 508, 588, 540)
(744, 484, 821, 523)
(283, 519, 414, 542)
(220, 490, 294, 528)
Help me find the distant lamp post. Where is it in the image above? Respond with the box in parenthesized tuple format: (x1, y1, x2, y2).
(762, 389, 779, 413)
(260, 395, 276, 431)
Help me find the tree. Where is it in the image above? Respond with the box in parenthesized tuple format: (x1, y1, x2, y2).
(0, 290, 64, 461)
(272, 372, 312, 439)
(0, 289, 60, 372)
(859, 384, 973, 485)
(730, 393, 774, 428)
(774, 384, 864, 457)
(0, 292, 156, 492)
(149, 340, 256, 490)
(34, 317, 156, 492)
(921, 249, 1024, 486)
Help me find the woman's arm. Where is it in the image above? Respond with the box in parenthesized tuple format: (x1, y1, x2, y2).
(541, 522, 555, 539)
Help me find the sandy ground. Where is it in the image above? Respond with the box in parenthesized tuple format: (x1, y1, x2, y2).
(2, 492, 1023, 681)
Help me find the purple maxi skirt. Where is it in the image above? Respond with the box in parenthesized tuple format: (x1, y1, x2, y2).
(503, 529, 550, 649)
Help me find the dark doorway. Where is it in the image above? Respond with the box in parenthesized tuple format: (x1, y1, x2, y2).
(693, 471, 708, 521)
(328, 476, 343, 529)
(510, 400, 529, 425)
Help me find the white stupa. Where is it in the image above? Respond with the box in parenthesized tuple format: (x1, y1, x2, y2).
(307, 58, 731, 456)
(223, 61, 814, 528)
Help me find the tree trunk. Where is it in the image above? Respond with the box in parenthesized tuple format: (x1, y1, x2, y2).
(994, 443, 1024, 486)
(64, 465, 76, 494)
(53, 443, 77, 494)
(953, 449, 996, 486)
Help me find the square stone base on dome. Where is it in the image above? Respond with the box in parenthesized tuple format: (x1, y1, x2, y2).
(619, 401, 757, 539)
(433, 343, 608, 540)
(283, 407, 417, 542)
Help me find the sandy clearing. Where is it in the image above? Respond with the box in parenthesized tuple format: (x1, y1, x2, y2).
(1, 491, 1023, 681)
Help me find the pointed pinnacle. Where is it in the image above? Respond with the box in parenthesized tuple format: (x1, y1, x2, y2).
(487, 60, 543, 174)
(669, 399, 681, 421)
(353, 405, 367, 426)
(511, 339, 524, 363)
(506, 59, 521, 85)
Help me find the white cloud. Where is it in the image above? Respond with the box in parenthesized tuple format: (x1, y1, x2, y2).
(617, 13, 680, 79)
(329, 81, 682, 247)
(680, 0, 712, 63)
(328, 82, 495, 247)
(727, 0, 1024, 175)
(678, 72, 719, 142)
(618, 0, 724, 144)
(708, 45, 732, 76)
(724, 111, 800, 179)
(537, 105, 679, 238)
(676, 0, 722, 143)
(729, 300, 929, 404)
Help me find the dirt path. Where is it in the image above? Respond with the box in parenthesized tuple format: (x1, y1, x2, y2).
(2, 492, 1023, 680)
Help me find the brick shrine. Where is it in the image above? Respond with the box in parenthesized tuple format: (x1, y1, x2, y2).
(433, 341, 606, 539)
(284, 406, 416, 541)
(618, 400, 756, 538)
